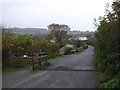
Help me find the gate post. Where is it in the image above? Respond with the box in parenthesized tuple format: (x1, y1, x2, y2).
(39, 49, 42, 65)
(32, 53, 35, 70)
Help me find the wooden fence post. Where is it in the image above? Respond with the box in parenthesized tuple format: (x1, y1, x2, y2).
(32, 53, 35, 70)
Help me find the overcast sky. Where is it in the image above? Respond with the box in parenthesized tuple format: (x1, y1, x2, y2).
(1, 0, 114, 31)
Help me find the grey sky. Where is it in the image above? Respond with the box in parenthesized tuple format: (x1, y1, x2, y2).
(1, 0, 114, 31)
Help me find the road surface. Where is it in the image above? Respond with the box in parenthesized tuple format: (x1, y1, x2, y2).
(3, 46, 99, 88)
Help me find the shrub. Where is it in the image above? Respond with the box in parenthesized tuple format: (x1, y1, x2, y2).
(94, 2, 120, 89)
(101, 78, 120, 88)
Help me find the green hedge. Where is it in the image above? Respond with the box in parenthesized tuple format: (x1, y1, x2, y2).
(101, 78, 120, 88)
(94, 2, 120, 88)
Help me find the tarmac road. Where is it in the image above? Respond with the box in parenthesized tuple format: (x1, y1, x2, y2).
(2, 45, 99, 88)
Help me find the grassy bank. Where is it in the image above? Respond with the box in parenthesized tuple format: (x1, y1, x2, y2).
(47, 52, 64, 59)
(2, 66, 16, 72)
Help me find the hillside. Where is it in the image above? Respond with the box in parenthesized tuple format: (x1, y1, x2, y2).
(9, 28, 49, 35)
(6, 28, 94, 37)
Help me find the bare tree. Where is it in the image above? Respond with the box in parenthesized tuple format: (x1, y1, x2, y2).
(48, 23, 70, 47)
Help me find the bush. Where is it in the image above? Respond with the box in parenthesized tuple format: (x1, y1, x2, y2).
(94, 2, 120, 89)
(35, 39, 59, 53)
(101, 78, 120, 88)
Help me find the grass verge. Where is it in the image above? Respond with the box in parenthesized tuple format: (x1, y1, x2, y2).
(2, 66, 16, 72)
(47, 52, 64, 59)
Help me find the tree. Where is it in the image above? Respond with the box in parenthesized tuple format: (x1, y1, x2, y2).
(34, 38, 59, 53)
(48, 23, 70, 47)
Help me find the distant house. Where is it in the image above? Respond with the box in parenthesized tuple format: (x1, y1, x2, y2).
(78, 37, 87, 41)
(69, 36, 88, 41)
(49, 40, 56, 43)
